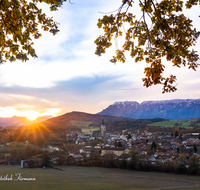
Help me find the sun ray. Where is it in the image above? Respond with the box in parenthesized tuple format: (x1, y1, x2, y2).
(6, 112, 62, 148)
(14, 125, 27, 142)
(38, 120, 61, 140)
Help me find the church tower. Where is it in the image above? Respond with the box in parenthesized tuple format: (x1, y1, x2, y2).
(101, 119, 106, 137)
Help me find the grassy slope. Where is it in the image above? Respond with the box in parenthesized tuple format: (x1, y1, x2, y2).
(147, 120, 192, 128)
(0, 165, 200, 190)
(70, 121, 100, 134)
(81, 127, 100, 134)
(70, 120, 97, 127)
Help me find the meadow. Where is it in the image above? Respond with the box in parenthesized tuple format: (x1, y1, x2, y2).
(0, 165, 200, 190)
(147, 120, 193, 129)
(81, 127, 100, 134)
(69, 120, 100, 134)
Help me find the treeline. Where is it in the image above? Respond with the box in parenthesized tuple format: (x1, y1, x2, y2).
(0, 125, 81, 147)
(127, 150, 200, 175)
(102, 118, 167, 133)
(147, 125, 200, 134)
(56, 150, 200, 176)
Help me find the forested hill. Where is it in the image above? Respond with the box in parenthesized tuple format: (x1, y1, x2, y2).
(30, 111, 135, 129)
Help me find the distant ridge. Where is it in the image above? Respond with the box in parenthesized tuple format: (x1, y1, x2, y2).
(98, 99, 200, 120)
(32, 111, 135, 129)
(0, 115, 52, 127)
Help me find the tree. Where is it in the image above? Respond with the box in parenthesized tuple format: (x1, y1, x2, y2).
(117, 141, 123, 147)
(114, 141, 118, 148)
(174, 123, 179, 127)
(151, 141, 157, 152)
(193, 144, 198, 153)
(127, 133, 132, 140)
(188, 154, 200, 174)
(174, 154, 188, 174)
(175, 130, 178, 137)
(104, 153, 116, 168)
(11, 147, 19, 156)
(128, 149, 139, 169)
(196, 118, 200, 123)
(42, 150, 51, 167)
(190, 121, 197, 127)
(21, 144, 32, 159)
(0, 0, 69, 63)
(95, 0, 200, 93)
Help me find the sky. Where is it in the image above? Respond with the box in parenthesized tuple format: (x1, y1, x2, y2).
(0, 0, 200, 119)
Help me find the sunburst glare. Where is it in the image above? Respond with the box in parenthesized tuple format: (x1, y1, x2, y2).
(26, 111, 40, 121)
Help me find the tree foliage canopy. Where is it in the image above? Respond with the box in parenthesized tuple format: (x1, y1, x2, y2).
(0, 0, 68, 63)
(95, 0, 200, 93)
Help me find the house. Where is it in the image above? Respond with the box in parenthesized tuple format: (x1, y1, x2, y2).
(0, 155, 9, 164)
(0, 155, 21, 165)
(67, 154, 84, 165)
(7, 155, 22, 165)
(118, 153, 130, 160)
(101, 147, 128, 157)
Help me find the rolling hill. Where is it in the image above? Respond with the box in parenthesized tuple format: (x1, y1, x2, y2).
(31, 111, 135, 129)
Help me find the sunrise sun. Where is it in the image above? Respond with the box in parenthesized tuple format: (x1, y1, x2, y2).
(26, 111, 39, 121)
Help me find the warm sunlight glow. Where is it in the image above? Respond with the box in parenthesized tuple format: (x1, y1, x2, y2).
(26, 111, 40, 121)
(0, 106, 61, 118)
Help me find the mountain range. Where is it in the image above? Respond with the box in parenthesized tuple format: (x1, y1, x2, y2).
(98, 99, 200, 120)
(2, 98, 200, 128)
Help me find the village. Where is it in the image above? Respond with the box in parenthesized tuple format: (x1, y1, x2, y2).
(0, 119, 199, 175)
(61, 120, 200, 167)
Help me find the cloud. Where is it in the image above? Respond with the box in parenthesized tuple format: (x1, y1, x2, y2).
(0, 0, 144, 89)
(0, 74, 132, 97)
(0, 1, 200, 116)
(0, 73, 137, 113)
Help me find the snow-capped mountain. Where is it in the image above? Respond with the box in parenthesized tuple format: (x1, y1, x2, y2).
(98, 99, 200, 120)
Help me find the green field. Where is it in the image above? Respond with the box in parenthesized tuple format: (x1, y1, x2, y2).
(69, 120, 100, 134)
(81, 127, 100, 134)
(70, 120, 97, 127)
(0, 165, 200, 190)
(147, 120, 194, 128)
